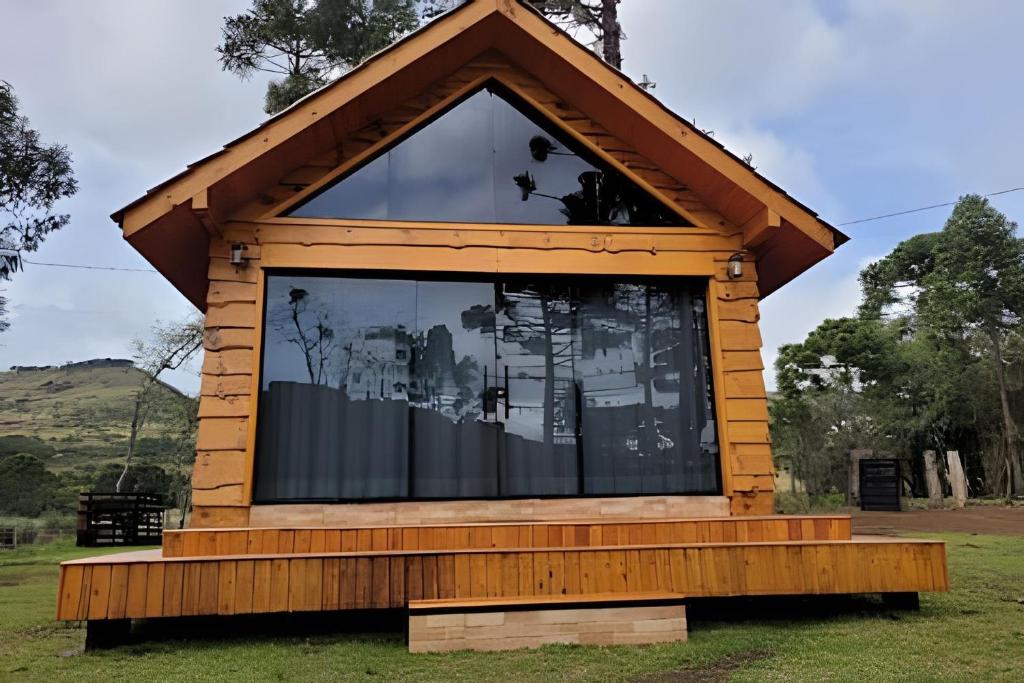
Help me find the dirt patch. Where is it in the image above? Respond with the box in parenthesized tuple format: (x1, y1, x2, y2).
(640, 650, 774, 682)
(853, 505, 1024, 535)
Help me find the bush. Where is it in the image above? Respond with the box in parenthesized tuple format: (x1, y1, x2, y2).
(0, 435, 55, 460)
(775, 489, 846, 514)
(134, 435, 180, 460)
(39, 510, 75, 531)
(91, 463, 172, 498)
(0, 453, 61, 516)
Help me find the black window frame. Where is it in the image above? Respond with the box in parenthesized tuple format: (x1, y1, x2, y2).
(252, 268, 724, 504)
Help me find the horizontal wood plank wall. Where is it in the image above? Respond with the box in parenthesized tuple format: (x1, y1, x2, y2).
(712, 277, 773, 515)
(192, 52, 775, 526)
(162, 516, 852, 558)
(57, 539, 948, 621)
(249, 496, 730, 529)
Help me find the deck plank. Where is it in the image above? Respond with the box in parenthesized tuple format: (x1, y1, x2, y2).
(59, 535, 949, 622)
(87, 565, 112, 620)
(160, 515, 856, 557)
(57, 565, 83, 621)
(234, 560, 255, 614)
(125, 564, 148, 618)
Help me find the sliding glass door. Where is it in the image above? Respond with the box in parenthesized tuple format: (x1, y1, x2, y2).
(574, 283, 719, 494)
(494, 282, 579, 496)
(254, 272, 720, 502)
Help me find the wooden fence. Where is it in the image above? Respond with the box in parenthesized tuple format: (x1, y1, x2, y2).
(77, 493, 164, 547)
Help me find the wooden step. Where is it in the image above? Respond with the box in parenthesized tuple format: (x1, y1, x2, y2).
(409, 591, 684, 612)
(57, 535, 947, 622)
(162, 515, 853, 558)
(409, 592, 688, 652)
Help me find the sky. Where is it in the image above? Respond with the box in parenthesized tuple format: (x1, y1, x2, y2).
(1, 0, 1023, 395)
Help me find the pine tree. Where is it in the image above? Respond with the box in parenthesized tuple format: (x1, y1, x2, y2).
(421, 1, 625, 69)
(218, 0, 420, 114)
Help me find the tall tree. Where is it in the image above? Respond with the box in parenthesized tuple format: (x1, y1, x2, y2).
(773, 317, 895, 495)
(117, 317, 204, 493)
(918, 196, 1024, 494)
(167, 394, 199, 528)
(421, 1, 625, 68)
(0, 81, 78, 330)
(218, 0, 420, 114)
(807, 195, 1024, 496)
(529, 0, 623, 68)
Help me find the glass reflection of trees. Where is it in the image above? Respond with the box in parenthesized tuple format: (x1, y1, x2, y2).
(263, 278, 490, 421)
(255, 274, 719, 502)
(268, 286, 337, 386)
(496, 283, 578, 451)
(286, 84, 690, 227)
(495, 281, 719, 495)
(575, 284, 718, 494)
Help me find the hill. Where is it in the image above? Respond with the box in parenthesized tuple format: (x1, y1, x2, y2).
(0, 360, 194, 474)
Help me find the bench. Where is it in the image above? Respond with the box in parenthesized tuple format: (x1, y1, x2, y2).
(407, 591, 687, 652)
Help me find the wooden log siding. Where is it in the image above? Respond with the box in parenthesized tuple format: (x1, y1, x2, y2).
(190, 53, 775, 524)
(56, 538, 949, 621)
(192, 235, 771, 519)
(161, 516, 853, 559)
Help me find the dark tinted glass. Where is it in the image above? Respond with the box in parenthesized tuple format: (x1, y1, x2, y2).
(256, 277, 416, 500)
(576, 284, 719, 494)
(495, 282, 579, 495)
(285, 86, 690, 226)
(255, 275, 501, 501)
(253, 273, 719, 502)
(409, 280, 500, 498)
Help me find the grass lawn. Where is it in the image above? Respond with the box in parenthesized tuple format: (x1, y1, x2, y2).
(1, 534, 1022, 682)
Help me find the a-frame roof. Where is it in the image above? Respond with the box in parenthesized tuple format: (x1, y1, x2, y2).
(112, 0, 846, 306)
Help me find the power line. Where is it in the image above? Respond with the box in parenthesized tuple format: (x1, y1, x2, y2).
(11, 186, 1024, 272)
(838, 187, 1024, 227)
(21, 259, 158, 274)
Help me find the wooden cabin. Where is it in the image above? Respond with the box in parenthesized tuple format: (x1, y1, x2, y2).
(57, 0, 947, 651)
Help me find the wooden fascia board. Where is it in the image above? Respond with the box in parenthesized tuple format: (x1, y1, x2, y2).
(491, 2, 837, 253)
(262, 71, 497, 220)
(117, 0, 500, 237)
(755, 226, 832, 297)
(124, 203, 210, 310)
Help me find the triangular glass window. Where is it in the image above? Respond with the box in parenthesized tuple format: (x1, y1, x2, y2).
(284, 83, 691, 226)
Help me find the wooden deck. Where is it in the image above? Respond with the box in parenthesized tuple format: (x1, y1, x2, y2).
(56, 515, 947, 623)
(160, 515, 853, 558)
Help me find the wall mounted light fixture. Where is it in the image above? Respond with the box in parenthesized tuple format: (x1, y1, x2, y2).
(230, 243, 248, 267)
(727, 253, 744, 279)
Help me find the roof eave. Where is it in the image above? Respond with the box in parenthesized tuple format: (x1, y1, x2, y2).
(113, 0, 845, 298)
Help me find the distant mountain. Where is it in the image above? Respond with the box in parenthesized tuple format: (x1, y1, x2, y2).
(0, 360, 194, 474)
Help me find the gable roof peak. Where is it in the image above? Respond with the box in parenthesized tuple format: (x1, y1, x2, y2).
(113, 0, 844, 307)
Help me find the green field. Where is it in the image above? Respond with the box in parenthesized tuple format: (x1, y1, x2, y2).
(1, 534, 1021, 681)
(0, 364, 188, 473)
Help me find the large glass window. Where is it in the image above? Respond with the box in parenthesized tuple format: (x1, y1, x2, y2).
(284, 85, 690, 226)
(254, 273, 720, 502)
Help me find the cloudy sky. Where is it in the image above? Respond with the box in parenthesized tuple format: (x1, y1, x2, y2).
(2, 0, 1023, 394)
